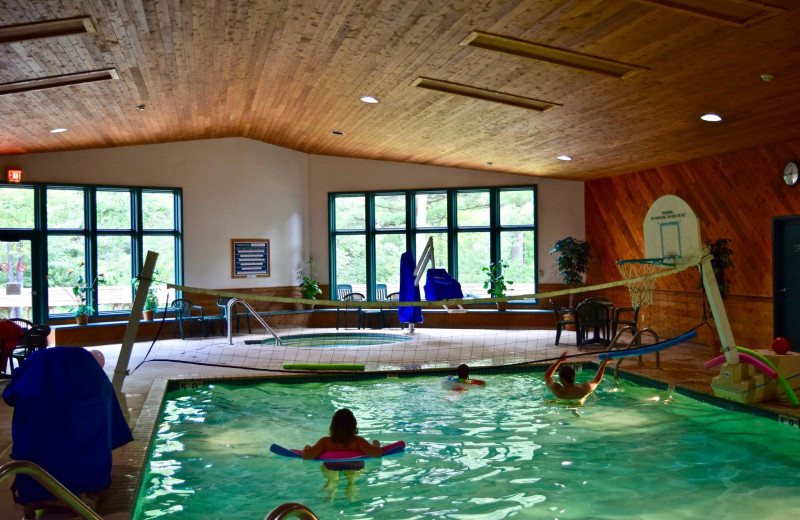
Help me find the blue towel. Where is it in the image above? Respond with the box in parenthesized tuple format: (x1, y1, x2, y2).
(423, 269, 464, 301)
(398, 250, 422, 324)
(2, 346, 133, 503)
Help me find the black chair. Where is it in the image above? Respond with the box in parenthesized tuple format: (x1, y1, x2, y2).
(10, 324, 51, 370)
(574, 300, 611, 348)
(549, 299, 575, 346)
(612, 303, 642, 338)
(216, 297, 252, 335)
(171, 298, 205, 339)
(336, 292, 365, 329)
(1, 319, 33, 376)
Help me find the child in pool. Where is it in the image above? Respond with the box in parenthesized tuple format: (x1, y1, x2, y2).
(302, 408, 382, 459)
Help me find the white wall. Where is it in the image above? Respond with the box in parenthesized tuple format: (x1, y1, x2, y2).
(1, 138, 309, 289)
(307, 155, 584, 284)
(2, 138, 583, 289)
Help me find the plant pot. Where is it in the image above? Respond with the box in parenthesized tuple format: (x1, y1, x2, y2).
(564, 312, 575, 331)
(143, 309, 154, 321)
(75, 314, 89, 326)
(304, 303, 316, 311)
(496, 301, 507, 312)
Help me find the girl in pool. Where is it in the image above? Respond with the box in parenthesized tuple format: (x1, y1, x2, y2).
(302, 408, 382, 459)
(304, 408, 381, 500)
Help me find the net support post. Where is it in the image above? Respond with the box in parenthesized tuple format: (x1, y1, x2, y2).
(112, 250, 159, 420)
(700, 253, 738, 365)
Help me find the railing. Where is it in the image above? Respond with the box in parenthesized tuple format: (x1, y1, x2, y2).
(0, 461, 103, 520)
(226, 298, 282, 345)
(264, 502, 320, 520)
(609, 327, 661, 380)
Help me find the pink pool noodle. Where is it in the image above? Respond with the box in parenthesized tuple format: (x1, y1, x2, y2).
(703, 353, 778, 379)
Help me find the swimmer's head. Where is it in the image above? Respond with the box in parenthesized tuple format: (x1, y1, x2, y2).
(558, 365, 576, 384)
(457, 364, 469, 380)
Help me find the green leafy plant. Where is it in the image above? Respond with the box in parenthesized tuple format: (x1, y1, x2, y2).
(705, 238, 734, 296)
(482, 260, 514, 298)
(298, 257, 322, 300)
(549, 237, 591, 309)
(52, 262, 104, 317)
(132, 270, 162, 312)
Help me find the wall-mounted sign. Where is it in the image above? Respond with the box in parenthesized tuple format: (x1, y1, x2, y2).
(7, 169, 22, 183)
(231, 239, 270, 278)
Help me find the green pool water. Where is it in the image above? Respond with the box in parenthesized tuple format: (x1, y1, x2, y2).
(133, 373, 800, 519)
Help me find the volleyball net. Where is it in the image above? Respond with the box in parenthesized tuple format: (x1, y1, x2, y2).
(129, 255, 716, 375)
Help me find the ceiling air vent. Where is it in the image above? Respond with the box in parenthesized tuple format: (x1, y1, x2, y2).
(460, 31, 647, 79)
(628, 0, 786, 26)
(0, 69, 118, 96)
(412, 77, 561, 112)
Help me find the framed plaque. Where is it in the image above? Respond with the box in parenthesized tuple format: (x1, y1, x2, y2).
(231, 239, 270, 278)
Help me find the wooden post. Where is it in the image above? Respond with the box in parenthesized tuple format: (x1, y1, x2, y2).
(112, 251, 158, 421)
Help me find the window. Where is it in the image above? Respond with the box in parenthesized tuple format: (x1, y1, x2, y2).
(329, 186, 536, 304)
(0, 183, 182, 322)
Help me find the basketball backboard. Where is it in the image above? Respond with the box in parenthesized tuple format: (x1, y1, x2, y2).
(643, 195, 701, 265)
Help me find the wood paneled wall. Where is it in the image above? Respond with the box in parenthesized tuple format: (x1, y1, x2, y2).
(585, 137, 800, 349)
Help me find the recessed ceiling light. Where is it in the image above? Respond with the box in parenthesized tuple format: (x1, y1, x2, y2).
(486, 162, 493, 167)
(360, 95, 379, 104)
(137, 104, 146, 111)
(49, 128, 68, 133)
(556, 155, 572, 161)
(330, 130, 345, 135)
(700, 113, 722, 122)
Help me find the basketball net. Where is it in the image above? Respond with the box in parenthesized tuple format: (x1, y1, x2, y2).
(616, 259, 673, 307)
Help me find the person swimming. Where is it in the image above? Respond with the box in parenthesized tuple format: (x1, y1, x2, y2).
(303, 408, 381, 460)
(304, 408, 380, 500)
(544, 351, 609, 401)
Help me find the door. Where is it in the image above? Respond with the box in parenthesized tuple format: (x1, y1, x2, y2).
(773, 216, 800, 351)
(1, 238, 33, 320)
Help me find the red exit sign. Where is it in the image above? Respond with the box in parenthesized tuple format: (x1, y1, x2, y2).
(7, 169, 22, 182)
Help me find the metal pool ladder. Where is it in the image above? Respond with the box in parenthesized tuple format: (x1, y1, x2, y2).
(226, 297, 282, 345)
(0, 460, 103, 520)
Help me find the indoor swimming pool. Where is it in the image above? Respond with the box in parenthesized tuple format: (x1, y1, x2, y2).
(133, 371, 800, 519)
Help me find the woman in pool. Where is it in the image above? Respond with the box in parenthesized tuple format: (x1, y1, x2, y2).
(302, 408, 382, 460)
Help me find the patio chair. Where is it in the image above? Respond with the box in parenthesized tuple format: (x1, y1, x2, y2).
(549, 299, 575, 346)
(336, 292, 365, 329)
(216, 297, 252, 335)
(10, 324, 51, 370)
(575, 300, 611, 348)
(171, 298, 206, 339)
(612, 303, 642, 337)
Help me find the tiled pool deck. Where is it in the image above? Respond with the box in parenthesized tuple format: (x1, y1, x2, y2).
(1, 327, 798, 519)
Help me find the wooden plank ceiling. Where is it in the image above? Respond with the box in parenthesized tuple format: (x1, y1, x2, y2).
(0, 0, 798, 181)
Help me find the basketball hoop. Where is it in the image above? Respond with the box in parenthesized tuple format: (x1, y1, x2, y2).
(616, 257, 674, 307)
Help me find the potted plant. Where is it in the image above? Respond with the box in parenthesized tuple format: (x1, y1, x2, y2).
(482, 260, 514, 311)
(298, 257, 322, 309)
(549, 237, 591, 309)
(132, 270, 162, 321)
(51, 263, 104, 325)
(705, 238, 734, 296)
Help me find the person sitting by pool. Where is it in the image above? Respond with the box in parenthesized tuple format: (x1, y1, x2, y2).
(544, 351, 609, 401)
(303, 408, 381, 460)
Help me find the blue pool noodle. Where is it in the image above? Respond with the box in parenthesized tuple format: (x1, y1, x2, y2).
(598, 330, 697, 360)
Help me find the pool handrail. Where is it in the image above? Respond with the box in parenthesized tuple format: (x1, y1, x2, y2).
(0, 460, 103, 520)
(609, 327, 660, 379)
(264, 502, 320, 520)
(226, 298, 282, 345)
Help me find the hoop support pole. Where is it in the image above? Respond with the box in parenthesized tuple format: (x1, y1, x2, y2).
(699, 253, 738, 365)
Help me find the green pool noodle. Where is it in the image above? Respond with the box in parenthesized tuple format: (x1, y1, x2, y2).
(736, 346, 799, 406)
(282, 363, 365, 371)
